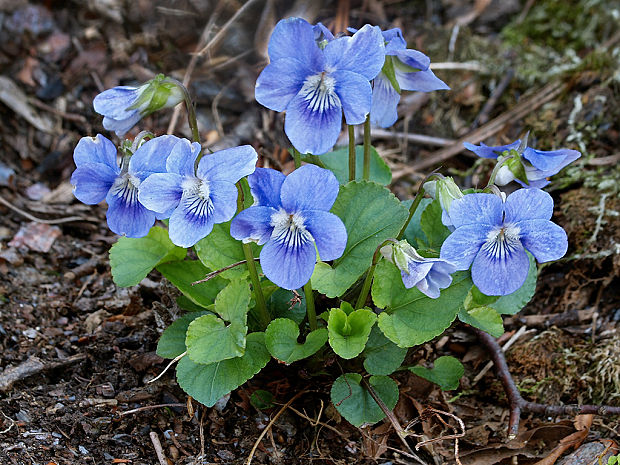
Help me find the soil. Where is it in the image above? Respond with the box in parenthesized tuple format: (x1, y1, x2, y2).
(0, 1, 618, 464)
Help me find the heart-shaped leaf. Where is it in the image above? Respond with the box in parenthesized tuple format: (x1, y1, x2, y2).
(176, 332, 270, 407)
(264, 318, 327, 364)
(304, 145, 392, 185)
(327, 303, 376, 359)
(156, 311, 209, 359)
(157, 260, 227, 308)
(409, 356, 464, 391)
(459, 306, 504, 337)
(330, 374, 399, 427)
(185, 315, 247, 364)
(110, 226, 186, 287)
(362, 325, 407, 376)
(312, 181, 409, 297)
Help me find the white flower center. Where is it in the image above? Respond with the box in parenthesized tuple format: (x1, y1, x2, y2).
(181, 177, 210, 199)
(300, 72, 338, 113)
(270, 208, 313, 249)
(110, 173, 141, 204)
(482, 224, 521, 261)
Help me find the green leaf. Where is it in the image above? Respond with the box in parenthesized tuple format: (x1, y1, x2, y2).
(330, 374, 399, 427)
(305, 146, 392, 185)
(156, 311, 209, 359)
(420, 199, 451, 249)
(465, 286, 500, 309)
(214, 279, 251, 323)
(402, 198, 433, 249)
(327, 303, 376, 359)
(409, 356, 464, 391)
(157, 260, 227, 308)
(176, 295, 209, 312)
(250, 390, 274, 410)
(267, 288, 306, 325)
(459, 306, 504, 337)
(490, 253, 537, 315)
(363, 326, 407, 376)
(176, 332, 270, 407)
(373, 260, 472, 347)
(185, 315, 247, 364)
(264, 318, 327, 363)
(312, 181, 409, 297)
(194, 222, 260, 280)
(109, 226, 186, 287)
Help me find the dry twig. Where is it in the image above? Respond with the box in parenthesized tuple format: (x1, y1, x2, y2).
(473, 327, 620, 439)
(150, 431, 169, 465)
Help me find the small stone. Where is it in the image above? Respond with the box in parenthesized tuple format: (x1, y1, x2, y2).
(15, 410, 31, 423)
(78, 445, 89, 455)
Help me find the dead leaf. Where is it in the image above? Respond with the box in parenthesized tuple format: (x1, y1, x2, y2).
(0, 76, 54, 133)
(8, 222, 61, 252)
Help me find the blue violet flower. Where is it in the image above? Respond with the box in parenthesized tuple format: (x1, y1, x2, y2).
(94, 75, 183, 137)
(230, 165, 347, 290)
(138, 140, 258, 247)
(440, 189, 568, 296)
(371, 28, 449, 128)
(381, 240, 456, 298)
(255, 17, 385, 155)
(464, 140, 581, 188)
(71, 134, 180, 237)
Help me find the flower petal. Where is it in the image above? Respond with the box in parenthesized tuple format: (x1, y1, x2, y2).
(391, 48, 430, 70)
(71, 163, 118, 204)
(130, 134, 180, 179)
(471, 241, 529, 296)
(523, 147, 581, 172)
(401, 261, 434, 289)
(382, 28, 407, 53)
(106, 182, 155, 238)
(280, 164, 340, 213)
(267, 18, 324, 72)
(138, 173, 183, 215)
(166, 139, 201, 176)
(197, 145, 258, 183)
(255, 58, 309, 112)
(370, 74, 400, 128)
(440, 224, 489, 270)
(504, 188, 554, 222)
(303, 210, 347, 261)
(516, 219, 568, 263)
(230, 206, 277, 245)
(396, 68, 449, 92)
(73, 134, 118, 169)
(463, 140, 521, 159)
(259, 234, 317, 290)
(247, 168, 285, 208)
(93, 86, 140, 120)
(325, 24, 385, 80)
(167, 193, 215, 247)
(332, 70, 372, 125)
(208, 181, 239, 224)
(284, 88, 342, 155)
(449, 193, 503, 228)
(102, 112, 142, 137)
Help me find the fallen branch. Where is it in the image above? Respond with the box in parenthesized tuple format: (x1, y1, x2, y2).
(472, 327, 620, 439)
(0, 354, 86, 392)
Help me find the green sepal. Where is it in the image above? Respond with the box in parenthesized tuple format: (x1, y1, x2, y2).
(381, 56, 401, 93)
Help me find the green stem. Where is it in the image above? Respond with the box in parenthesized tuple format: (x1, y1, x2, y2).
(355, 239, 397, 309)
(348, 125, 356, 182)
(363, 115, 371, 180)
(292, 147, 302, 169)
(397, 171, 444, 240)
(304, 280, 317, 331)
(236, 181, 270, 329)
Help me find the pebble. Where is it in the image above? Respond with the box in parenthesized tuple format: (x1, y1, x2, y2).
(78, 445, 89, 455)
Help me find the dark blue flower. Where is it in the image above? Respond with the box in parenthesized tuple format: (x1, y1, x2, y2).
(371, 28, 449, 128)
(255, 18, 385, 155)
(93, 75, 183, 137)
(381, 240, 456, 298)
(230, 165, 347, 290)
(464, 140, 581, 188)
(138, 139, 258, 247)
(71, 134, 180, 237)
(440, 189, 568, 296)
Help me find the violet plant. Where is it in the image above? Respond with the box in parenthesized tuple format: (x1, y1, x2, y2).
(71, 17, 580, 427)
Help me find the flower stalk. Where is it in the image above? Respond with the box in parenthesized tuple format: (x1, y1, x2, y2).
(348, 125, 356, 182)
(397, 171, 443, 239)
(304, 280, 317, 331)
(355, 239, 398, 309)
(363, 115, 371, 180)
(292, 147, 302, 169)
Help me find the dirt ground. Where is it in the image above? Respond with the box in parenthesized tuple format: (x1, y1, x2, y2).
(0, 1, 618, 464)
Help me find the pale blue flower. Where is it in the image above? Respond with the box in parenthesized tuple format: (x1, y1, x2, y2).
(440, 189, 568, 296)
(464, 140, 581, 188)
(255, 17, 385, 155)
(138, 139, 257, 247)
(230, 165, 347, 290)
(71, 134, 180, 237)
